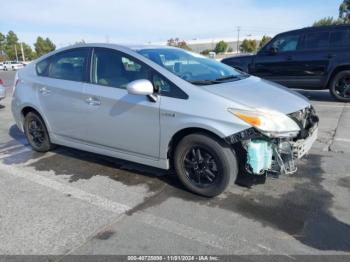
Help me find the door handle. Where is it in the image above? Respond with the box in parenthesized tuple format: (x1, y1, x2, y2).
(85, 97, 101, 106)
(286, 56, 293, 61)
(39, 87, 51, 95)
(327, 54, 335, 59)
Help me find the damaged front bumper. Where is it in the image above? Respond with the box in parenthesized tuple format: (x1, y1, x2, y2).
(226, 106, 319, 176)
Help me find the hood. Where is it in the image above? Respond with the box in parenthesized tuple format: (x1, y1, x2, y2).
(222, 54, 254, 62)
(202, 76, 310, 114)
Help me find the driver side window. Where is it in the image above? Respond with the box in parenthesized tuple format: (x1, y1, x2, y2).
(270, 34, 301, 52)
(91, 48, 152, 89)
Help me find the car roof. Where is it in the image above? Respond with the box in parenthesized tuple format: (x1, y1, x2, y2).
(277, 24, 350, 36)
(55, 43, 175, 52)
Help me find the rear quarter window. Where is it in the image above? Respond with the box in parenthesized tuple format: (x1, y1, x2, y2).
(36, 58, 50, 76)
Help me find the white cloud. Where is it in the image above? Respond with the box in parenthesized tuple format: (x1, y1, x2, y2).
(1, 0, 338, 46)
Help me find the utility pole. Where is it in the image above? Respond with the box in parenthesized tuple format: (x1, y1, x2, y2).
(20, 42, 25, 62)
(236, 26, 241, 54)
(14, 44, 18, 61)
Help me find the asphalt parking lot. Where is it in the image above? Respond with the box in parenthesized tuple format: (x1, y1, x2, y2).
(0, 70, 350, 257)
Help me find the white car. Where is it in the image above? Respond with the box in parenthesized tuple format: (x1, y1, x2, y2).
(0, 79, 5, 101)
(3, 61, 24, 71)
(0, 62, 4, 70)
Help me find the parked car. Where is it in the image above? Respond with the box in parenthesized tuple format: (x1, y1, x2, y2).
(221, 25, 350, 102)
(11, 44, 318, 197)
(0, 79, 5, 101)
(0, 62, 4, 70)
(3, 61, 24, 71)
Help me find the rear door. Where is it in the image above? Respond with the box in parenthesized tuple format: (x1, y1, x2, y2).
(251, 32, 304, 86)
(37, 47, 91, 141)
(287, 30, 331, 88)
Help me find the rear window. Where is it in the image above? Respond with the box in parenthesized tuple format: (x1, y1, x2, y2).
(305, 31, 330, 49)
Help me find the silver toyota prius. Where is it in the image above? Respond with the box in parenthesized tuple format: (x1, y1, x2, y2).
(11, 43, 319, 197)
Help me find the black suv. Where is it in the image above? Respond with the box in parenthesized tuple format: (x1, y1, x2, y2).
(221, 25, 350, 102)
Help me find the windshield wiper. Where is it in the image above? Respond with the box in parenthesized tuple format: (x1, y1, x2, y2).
(189, 80, 217, 85)
(190, 75, 248, 85)
(214, 75, 240, 82)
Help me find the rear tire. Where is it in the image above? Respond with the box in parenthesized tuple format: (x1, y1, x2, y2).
(330, 70, 350, 102)
(174, 133, 238, 197)
(24, 112, 56, 152)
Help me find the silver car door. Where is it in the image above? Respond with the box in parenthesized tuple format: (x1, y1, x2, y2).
(37, 47, 91, 141)
(82, 47, 160, 159)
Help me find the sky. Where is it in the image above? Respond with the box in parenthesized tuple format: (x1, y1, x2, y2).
(0, 0, 342, 47)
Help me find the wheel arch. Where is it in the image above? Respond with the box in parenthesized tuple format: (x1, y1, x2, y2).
(20, 105, 52, 133)
(167, 127, 229, 167)
(327, 64, 350, 88)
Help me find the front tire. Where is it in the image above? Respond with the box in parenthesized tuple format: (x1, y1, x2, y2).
(24, 112, 55, 152)
(174, 133, 238, 197)
(330, 70, 350, 102)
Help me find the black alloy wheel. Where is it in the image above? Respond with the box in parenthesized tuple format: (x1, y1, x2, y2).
(330, 70, 350, 102)
(183, 146, 220, 188)
(174, 133, 238, 197)
(24, 112, 55, 152)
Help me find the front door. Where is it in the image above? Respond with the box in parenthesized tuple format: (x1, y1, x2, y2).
(252, 33, 304, 87)
(82, 47, 160, 159)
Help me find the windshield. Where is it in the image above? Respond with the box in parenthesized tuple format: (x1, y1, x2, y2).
(137, 48, 247, 85)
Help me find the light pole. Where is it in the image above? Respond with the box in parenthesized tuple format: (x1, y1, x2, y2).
(236, 26, 241, 54)
(14, 44, 18, 61)
(20, 42, 25, 62)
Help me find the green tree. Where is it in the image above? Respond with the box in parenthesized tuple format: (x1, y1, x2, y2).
(0, 32, 5, 51)
(340, 0, 350, 23)
(259, 35, 272, 49)
(214, 40, 228, 54)
(313, 1, 350, 26)
(167, 38, 191, 51)
(34, 37, 56, 57)
(4, 31, 19, 60)
(240, 39, 257, 53)
(20, 43, 36, 61)
(200, 49, 212, 55)
(0, 33, 5, 61)
(313, 17, 342, 26)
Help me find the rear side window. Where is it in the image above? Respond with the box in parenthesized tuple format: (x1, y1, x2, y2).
(305, 31, 330, 49)
(48, 48, 89, 82)
(330, 30, 350, 47)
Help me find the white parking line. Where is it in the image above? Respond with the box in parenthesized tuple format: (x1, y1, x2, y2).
(0, 147, 32, 160)
(312, 104, 349, 108)
(0, 162, 238, 250)
(0, 144, 27, 154)
(0, 163, 130, 215)
(334, 138, 350, 143)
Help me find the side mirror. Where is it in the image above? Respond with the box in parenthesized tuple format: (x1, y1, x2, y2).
(127, 79, 154, 96)
(268, 47, 278, 55)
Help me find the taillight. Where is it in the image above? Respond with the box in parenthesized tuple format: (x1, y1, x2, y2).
(0, 79, 3, 85)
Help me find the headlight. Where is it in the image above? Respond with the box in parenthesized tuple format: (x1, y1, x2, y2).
(228, 108, 300, 138)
